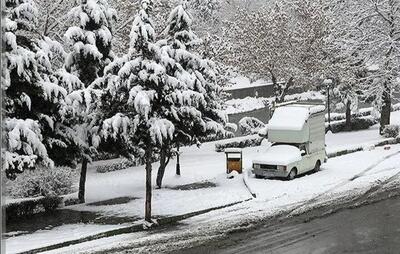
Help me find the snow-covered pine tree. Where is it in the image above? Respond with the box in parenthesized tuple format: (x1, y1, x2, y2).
(99, 0, 176, 223)
(64, 0, 116, 203)
(155, 0, 232, 187)
(2, 0, 71, 179)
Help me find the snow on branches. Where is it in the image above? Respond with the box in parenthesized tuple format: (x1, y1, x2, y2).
(65, 0, 116, 86)
(3, 118, 53, 179)
(2, 0, 74, 177)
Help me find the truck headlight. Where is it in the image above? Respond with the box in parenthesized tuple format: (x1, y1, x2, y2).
(277, 165, 287, 171)
(253, 163, 260, 169)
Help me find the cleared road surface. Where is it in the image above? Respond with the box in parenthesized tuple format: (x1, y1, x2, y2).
(180, 196, 400, 254)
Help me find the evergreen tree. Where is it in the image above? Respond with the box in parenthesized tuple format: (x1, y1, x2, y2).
(155, 0, 232, 188)
(99, 0, 182, 223)
(64, 0, 116, 203)
(2, 0, 70, 179)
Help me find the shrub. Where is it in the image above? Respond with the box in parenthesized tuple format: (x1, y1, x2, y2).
(96, 159, 137, 173)
(328, 117, 377, 133)
(392, 103, 400, 112)
(5, 198, 42, 221)
(327, 110, 371, 122)
(215, 136, 264, 152)
(238, 117, 265, 135)
(93, 151, 119, 161)
(5, 166, 77, 198)
(41, 196, 63, 212)
(96, 155, 160, 173)
(382, 125, 400, 138)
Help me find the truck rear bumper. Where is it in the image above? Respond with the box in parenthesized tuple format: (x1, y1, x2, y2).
(253, 168, 288, 178)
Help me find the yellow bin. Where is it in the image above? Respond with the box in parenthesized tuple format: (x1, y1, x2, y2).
(224, 148, 243, 174)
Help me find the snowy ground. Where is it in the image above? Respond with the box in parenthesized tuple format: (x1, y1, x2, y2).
(4, 111, 400, 254)
(40, 145, 400, 254)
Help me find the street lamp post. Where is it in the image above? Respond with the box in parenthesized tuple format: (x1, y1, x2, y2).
(324, 79, 333, 132)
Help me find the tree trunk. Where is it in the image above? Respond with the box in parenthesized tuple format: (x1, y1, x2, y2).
(345, 99, 352, 131)
(78, 158, 88, 203)
(156, 146, 167, 189)
(145, 146, 152, 222)
(176, 144, 181, 176)
(380, 85, 391, 135)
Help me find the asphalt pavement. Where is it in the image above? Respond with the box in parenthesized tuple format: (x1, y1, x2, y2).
(178, 196, 400, 254)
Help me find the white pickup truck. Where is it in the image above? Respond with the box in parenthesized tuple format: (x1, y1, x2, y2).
(252, 102, 327, 180)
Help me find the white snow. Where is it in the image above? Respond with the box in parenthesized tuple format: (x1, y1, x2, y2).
(224, 76, 274, 91)
(30, 144, 400, 254)
(268, 106, 309, 131)
(252, 144, 301, 165)
(224, 96, 270, 114)
(224, 148, 243, 153)
(5, 111, 400, 254)
(5, 224, 126, 254)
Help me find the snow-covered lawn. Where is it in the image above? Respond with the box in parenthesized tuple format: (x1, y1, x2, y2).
(4, 111, 400, 254)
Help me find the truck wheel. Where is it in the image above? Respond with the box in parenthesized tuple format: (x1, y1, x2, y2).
(313, 161, 321, 172)
(255, 174, 263, 179)
(287, 169, 297, 180)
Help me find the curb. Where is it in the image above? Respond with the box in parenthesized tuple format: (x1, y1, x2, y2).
(242, 169, 257, 198)
(18, 198, 252, 254)
(327, 137, 400, 158)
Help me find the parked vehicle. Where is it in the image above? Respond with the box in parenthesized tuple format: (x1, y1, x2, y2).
(252, 102, 327, 180)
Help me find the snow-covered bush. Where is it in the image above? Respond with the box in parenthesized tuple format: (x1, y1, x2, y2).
(328, 117, 377, 133)
(96, 155, 160, 173)
(224, 123, 238, 133)
(238, 117, 265, 135)
(5, 166, 77, 198)
(382, 125, 400, 138)
(96, 159, 136, 173)
(392, 103, 400, 112)
(327, 110, 372, 122)
(215, 136, 263, 152)
(93, 151, 119, 161)
(5, 198, 43, 221)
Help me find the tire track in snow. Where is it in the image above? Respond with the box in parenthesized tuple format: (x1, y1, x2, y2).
(283, 149, 400, 217)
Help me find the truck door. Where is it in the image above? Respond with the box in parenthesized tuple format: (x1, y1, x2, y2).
(299, 144, 313, 173)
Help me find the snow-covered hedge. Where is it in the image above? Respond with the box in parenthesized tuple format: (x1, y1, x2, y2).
(326, 103, 400, 122)
(5, 166, 77, 198)
(328, 117, 377, 133)
(382, 125, 400, 138)
(215, 136, 264, 152)
(327, 110, 371, 122)
(96, 159, 137, 173)
(5, 196, 65, 221)
(393, 103, 400, 112)
(96, 155, 160, 173)
(93, 152, 119, 161)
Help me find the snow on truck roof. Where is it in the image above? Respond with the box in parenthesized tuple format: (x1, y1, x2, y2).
(268, 104, 325, 131)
